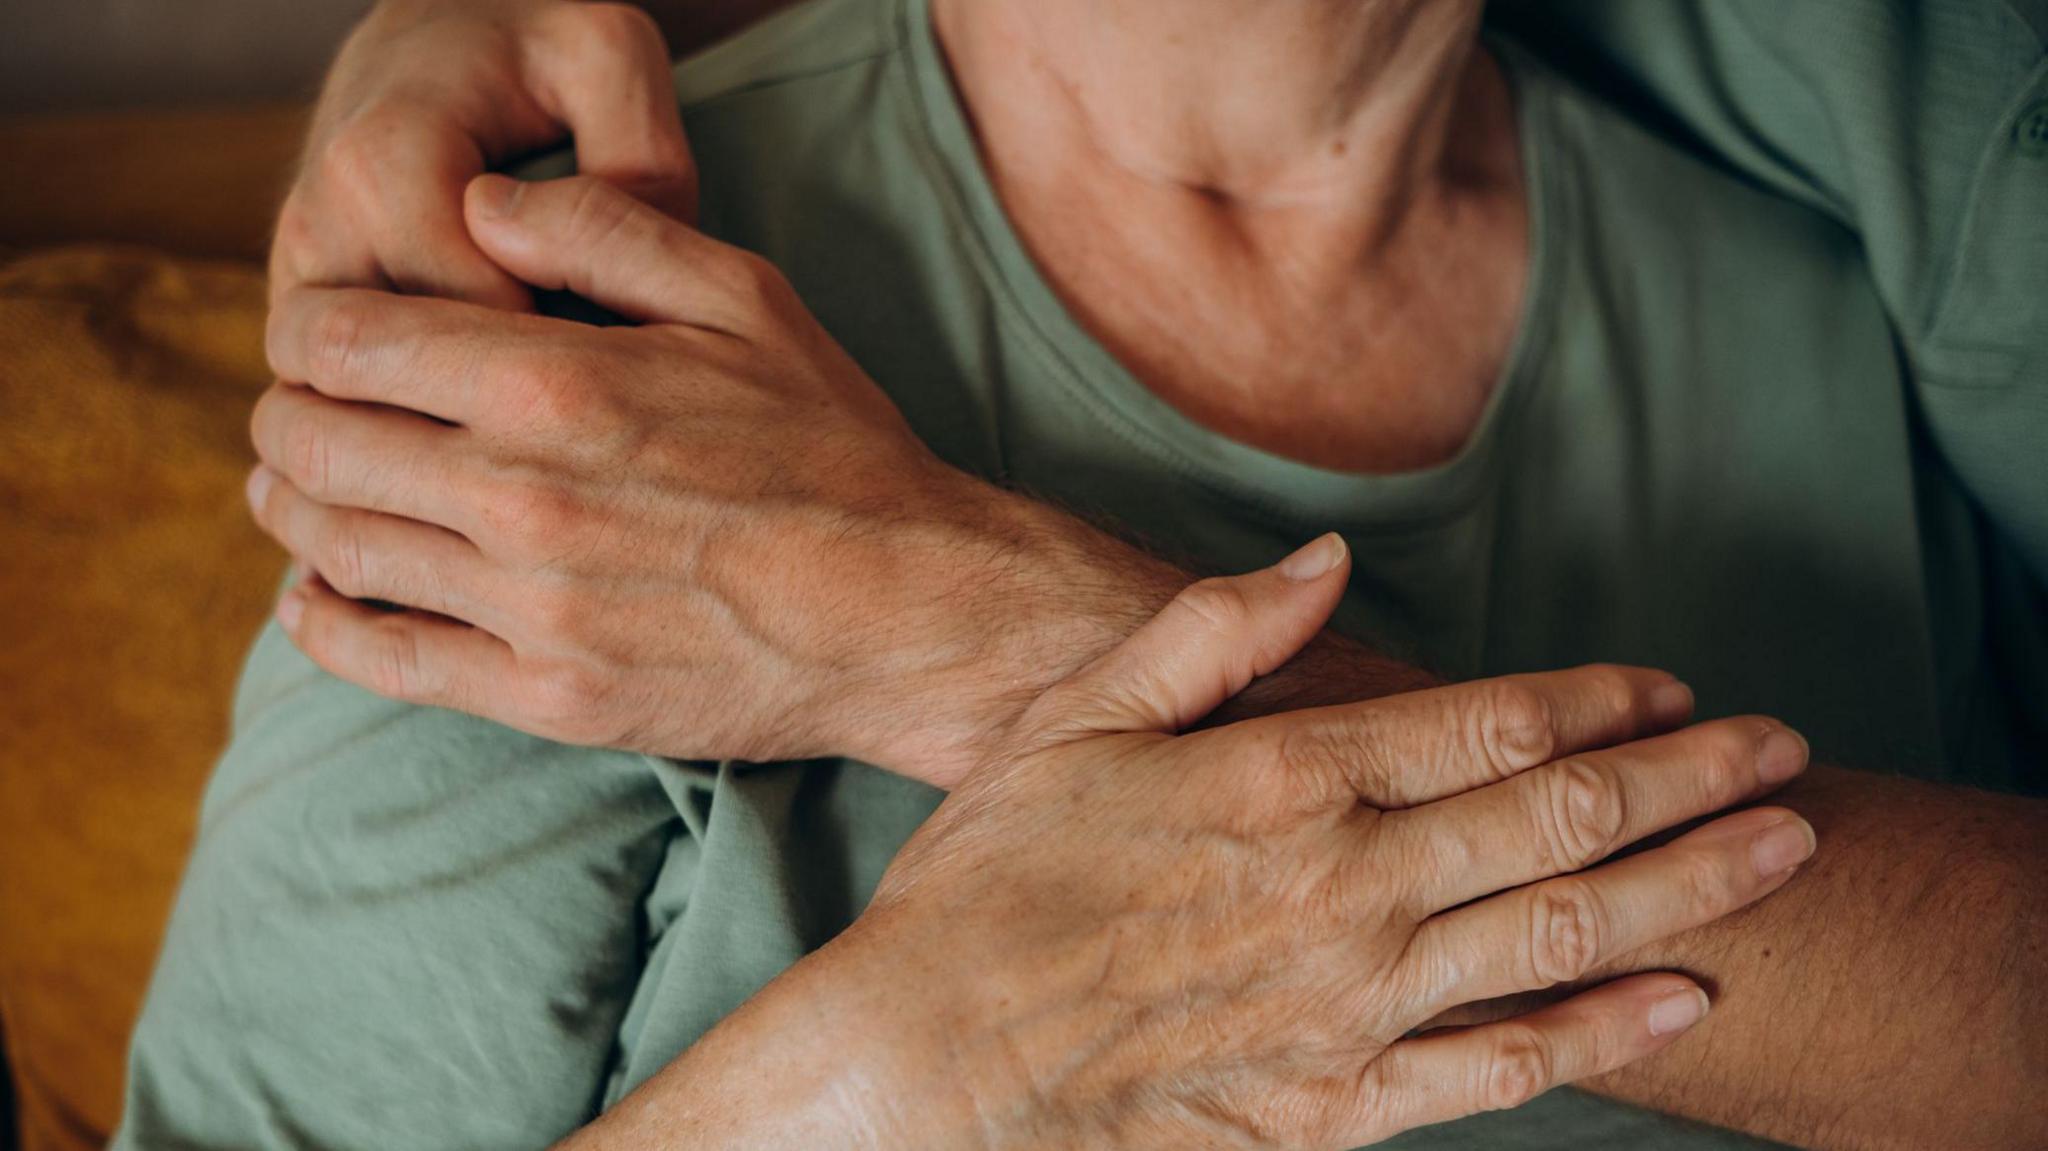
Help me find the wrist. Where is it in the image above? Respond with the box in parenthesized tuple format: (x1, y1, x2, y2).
(577, 926, 989, 1151)
(842, 467, 1177, 785)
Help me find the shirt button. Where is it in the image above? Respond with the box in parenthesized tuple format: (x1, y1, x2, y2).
(2016, 97, 2048, 157)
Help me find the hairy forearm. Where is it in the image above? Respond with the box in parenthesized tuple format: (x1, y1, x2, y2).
(1422, 770, 2045, 1148)
(1582, 766, 2047, 1150)
(874, 479, 1434, 779)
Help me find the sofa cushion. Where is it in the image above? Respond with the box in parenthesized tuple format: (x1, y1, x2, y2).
(0, 246, 279, 1151)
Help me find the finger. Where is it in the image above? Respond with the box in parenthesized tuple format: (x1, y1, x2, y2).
(1346, 974, 1709, 1144)
(1234, 663, 1695, 810)
(1403, 806, 1814, 1016)
(276, 573, 519, 719)
(267, 286, 563, 426)
(246, 465, 500, 630)
(1028, 534, 1351, 737)
(249, 381, 482, 528)
(285, 107, 534, 309)
(523, 2, 698, 223)
(465, 173, 778, 332)
(269, 194, 384, 308)
(1387, 715, 1808, 911)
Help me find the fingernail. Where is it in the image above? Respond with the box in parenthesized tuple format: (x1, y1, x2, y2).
(1647, 986, 1709, 1037)
(1279, 532, 1347, 582)
(1750, 816, 1816, 877)
(1756, 727, 1809, 786)
(470, 174, 522, 220)
(276, 590, 304, 631)
(245, 465, 273, 512)
(1648, 679, 1694, 725)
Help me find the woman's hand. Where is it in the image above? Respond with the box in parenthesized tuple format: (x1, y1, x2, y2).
(569, 539, 1817, 1150)
(273, 0, 695, 308)
(253, 173, 1073, 779)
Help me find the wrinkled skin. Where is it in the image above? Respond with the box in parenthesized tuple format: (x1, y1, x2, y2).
(566, 546, 1814, 1151)
(252, 174, 1148, 785)
(272, 0, 695, 309)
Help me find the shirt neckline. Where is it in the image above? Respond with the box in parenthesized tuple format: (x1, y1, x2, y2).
(893, 0, 1564, 532)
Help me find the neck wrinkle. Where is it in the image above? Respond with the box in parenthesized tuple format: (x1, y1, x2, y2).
(931, 0, 1489, 220)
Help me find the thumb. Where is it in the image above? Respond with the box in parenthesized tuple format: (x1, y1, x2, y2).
(465, 173, 767, 329)
(1036, 534, 1351, 737)
(521, 2, 698, 223)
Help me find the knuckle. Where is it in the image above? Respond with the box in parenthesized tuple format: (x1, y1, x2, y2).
(526, 582, 594, 646)
(736, 250, 794, 304)
(1677, 846, 1742, 917)
(1541, 758, 1626, 871)
(522, 662, 611, 743)
(1278, 719, 1388, 810)
(711, 247, 796, 318)
(317, 516, 370, 596)
(1480, 679, 1556, 773)
(562, 355, 631, 432)
(1524, 880, 1605, 985)
(486, 478, 579, 555)
(508, 348, 620, 434)
(1698, 720, 1760, 795)
(321, 105, 418, 204)
(281, 413, 333, 494)
(1582, 663, 1641, 719)
(270, 200, 318, 264)
(564, 176, 650, 255)
(306, 294, 373, 384)
(511, 364, 581, 428)
(1481, 1029, 1553, 1112)
(1277, 721, 1339, 791)
(1171, 576, 1254, 636)
(365, 621, 429, 702)
(565, 2, 663, 57)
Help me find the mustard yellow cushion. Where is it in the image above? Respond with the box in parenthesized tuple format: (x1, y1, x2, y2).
(0, 246, 280, 1151)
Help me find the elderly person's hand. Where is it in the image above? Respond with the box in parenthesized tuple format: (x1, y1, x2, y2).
(272, 0, 694, 309)
(254, 173, 1039, 781)
(563, 545, 1815, 1150)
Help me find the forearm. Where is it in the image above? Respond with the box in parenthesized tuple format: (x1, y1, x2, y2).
(897, 482, 2045, 1148)
(865, 478, 1433, 782)
(1581, 766, 2047, 1150)
(550, 943, 903, 1151)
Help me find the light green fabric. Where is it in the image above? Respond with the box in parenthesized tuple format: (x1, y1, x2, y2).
(118, 0, 2046, 1147)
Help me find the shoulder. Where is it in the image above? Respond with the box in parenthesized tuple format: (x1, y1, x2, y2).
(1505, 42, 1873, 297)
(658, 0, 931, 240)
(1490, 0, 2047, 361)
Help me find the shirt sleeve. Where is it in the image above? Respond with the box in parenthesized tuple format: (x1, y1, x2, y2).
(114, 621, 693, 1150)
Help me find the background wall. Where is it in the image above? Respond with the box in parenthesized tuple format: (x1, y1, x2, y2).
(0, 0, 375, 115)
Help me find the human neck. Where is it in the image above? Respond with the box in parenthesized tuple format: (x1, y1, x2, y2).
(928, 0, 1526, 474)
(930, 0, 1493, 236)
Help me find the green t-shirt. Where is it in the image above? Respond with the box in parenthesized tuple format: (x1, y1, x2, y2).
(119, 0, 2047, 1147)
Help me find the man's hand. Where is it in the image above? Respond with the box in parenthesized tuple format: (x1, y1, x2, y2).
(254, 173, 1124, 782)
(274, 0, 695, 309)
(560, 546, 1816, 1151)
